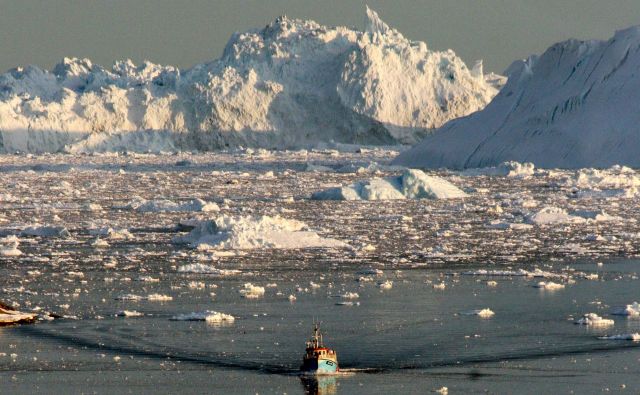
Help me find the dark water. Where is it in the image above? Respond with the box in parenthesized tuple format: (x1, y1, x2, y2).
(2, 259, 640, 394)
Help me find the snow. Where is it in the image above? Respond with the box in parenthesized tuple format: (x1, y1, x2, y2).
(574, 313, 614, 326)
(311, 169, 466, 201)
(173, 215, 347, 250)
(611, 302, 640, 316)
(0, 7, 498, 154)
(393, 25, 640, 169)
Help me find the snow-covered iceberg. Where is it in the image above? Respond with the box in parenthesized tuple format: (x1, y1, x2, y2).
(311, 169, 467, 200)
(173, 215, 347, 250)
(0, 7, 498, 153)
(394, 25, 640, 169)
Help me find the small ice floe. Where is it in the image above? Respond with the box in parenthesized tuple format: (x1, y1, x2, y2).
(0, 302, 38, 326)
(611, 302, 640, 316)
(91, 238, 109, 248)
(123, 198, 219, 213)
(462, 268, 567, 280)
(526, 207, 586, 226)
(89, 227, 133, 240)
(433, 283, 446, 290)
(188, 281, 206, 290)
(115, 310, 143, 318)
(377, 280, 393, 290)
(0, 236, 22, 257)
(485, 220, 533, 231)
(356, 268, 383, 276)
(288, 294, 297, 302)
(338, 292, 359, 299)
(462, 309, 495, 318)
(177, 264, 240, 276)
(574, 313, 614, 326)
(239, 283, 265, 299)
(462, 161, 535, 178)
(598, 333, 640, 341)
(435, 386, 449, 394)
(486, 281, 498, 287)
(173, 215, 347, 250)
(311, 169, 467, 201)
(170, 311, 235, 324)
(335, 301, 360, 306)
(115, 294, 173, 302)
(533, 281, 565, 290)
(20, 225, 70, 238)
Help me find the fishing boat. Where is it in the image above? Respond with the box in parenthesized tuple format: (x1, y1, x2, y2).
(301, 323, 339, 374)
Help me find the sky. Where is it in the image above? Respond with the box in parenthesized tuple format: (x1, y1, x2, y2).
(2, 0, 640, 74)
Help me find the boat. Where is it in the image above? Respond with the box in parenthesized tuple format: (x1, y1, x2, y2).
(300, 323, 339, 374)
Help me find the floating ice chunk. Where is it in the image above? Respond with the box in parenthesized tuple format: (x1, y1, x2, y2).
(356, 268, 384, 276)
(0, 236, 22, 257)
(177, 264, 241, 275)
(486, 220, 533, 230)
(0, 303, 38, 326)
(486, 281, 498, 287)
(124, 198, 219, 213)
(433, 283, 446, 290)
(173, 215, 347, 250)
(533, 281, 565, 290)
(598, 333, 640, 341)
(20, 225, 70, 238)
(312, 169, 466, 201)
(462, 162, 535, 177)
(239, 283, 265, 299)
(115, 294, 172, 302)
(463, 308, 495, 318)
(91, 238, 109, 248)
(377, 280, 393, 290)
(89, 226, 133, 240)
(339, 292, 360, 299)
(611, 302, 640, 316)
(526, 207, 586, 225)
(115, 310, 143, 317)
(574, 313, 614, 326)
(170, 311, 235, 324)
(462, 269, 568, 280)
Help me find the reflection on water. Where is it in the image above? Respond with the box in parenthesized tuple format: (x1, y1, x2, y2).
(300, 375, 338, 395)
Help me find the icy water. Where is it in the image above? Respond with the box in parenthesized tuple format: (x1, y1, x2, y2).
(2, 150, 640, 393)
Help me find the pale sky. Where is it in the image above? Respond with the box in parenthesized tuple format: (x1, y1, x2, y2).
(2, 0, 640, 74)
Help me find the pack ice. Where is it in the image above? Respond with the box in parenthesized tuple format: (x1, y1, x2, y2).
(0, 7, 499, 153)
(394, 25, 640, 169)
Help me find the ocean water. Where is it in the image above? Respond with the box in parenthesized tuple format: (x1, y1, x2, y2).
(1, 151, 640, 393)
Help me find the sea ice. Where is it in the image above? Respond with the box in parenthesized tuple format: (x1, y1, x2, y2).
(574, 313, 614, 326)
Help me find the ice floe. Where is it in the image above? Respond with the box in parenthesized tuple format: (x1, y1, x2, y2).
(598, 333, 640, 341)
(239, 283, 265, 299)
(170, 311, 235, 324)
(462, 162, 535, 178)
(123, 198, 219, 213)
(173, 215, 347, 250)
(611, 302, 640, 317)
(574, 313, 614, 326)
(311, 169, 466, 201)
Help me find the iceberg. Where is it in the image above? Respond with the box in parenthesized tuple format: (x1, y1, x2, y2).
(0, 8, 498, 153)
(394, 25, 640, 169)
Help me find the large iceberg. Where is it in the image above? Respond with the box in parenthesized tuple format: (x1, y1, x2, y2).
(394, 25, 640, 169)
(0, 7, 499, 153)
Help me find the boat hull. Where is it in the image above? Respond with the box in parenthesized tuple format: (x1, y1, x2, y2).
(301, 357, 339, 374)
